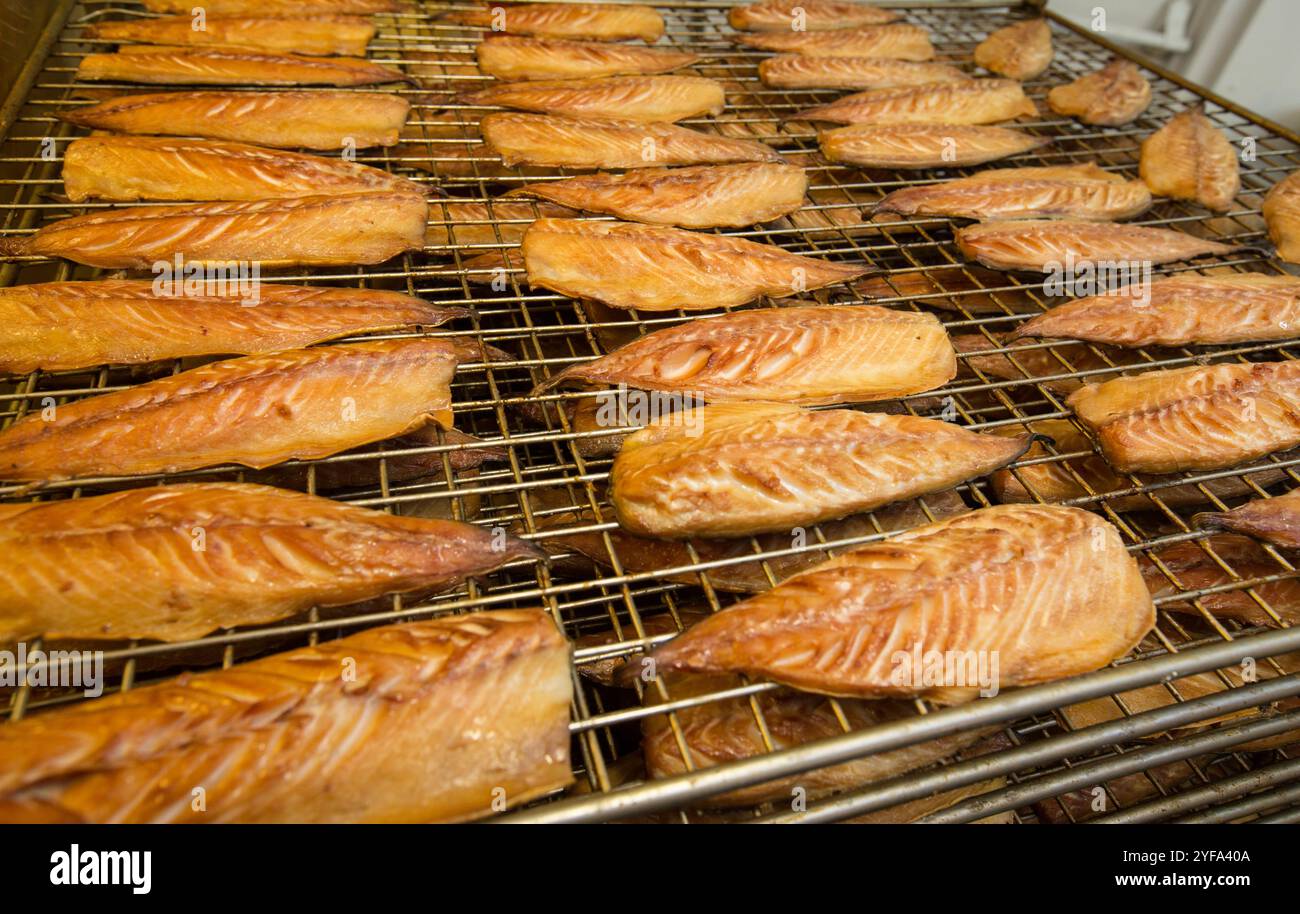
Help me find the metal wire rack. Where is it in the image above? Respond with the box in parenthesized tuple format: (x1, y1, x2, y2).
(3, 0, 1300, 824)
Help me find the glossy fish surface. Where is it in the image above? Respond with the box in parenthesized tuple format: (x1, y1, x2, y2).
(441, 3, 665, 42)
(732, 24, 934, 60)
(83, 15, 376, 57)
(973, 18, 1052, 80)
(1198, 489, 1300, 550)
(954, 219, 1241, 271)
(1264, 171, 1300, 264)
(1047, 58, 1151, 126)
(0, 610, 571, 823)
(760, 55, 965, 90)
(1140, 107, 1239, 211)
(461, 75, 725, 122)
(76, 47, 408, 86)
(791, 78, 1037, 125)
(476, 35, 699, 80)
(729, 0, 899, 31)
(820, 122, 1050, 169)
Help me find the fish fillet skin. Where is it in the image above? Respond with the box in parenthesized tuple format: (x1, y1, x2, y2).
(60, 91, 409, 149)
(480, 112, 784, 169)
(1199, 489, 1300, 550)
(1140, 107, 1240, 211)
(0, 280, 463, 375)
(954, 219, 1242, 272)
(1011, 273, 1300, 347)
(1048, 58, 1151, 126)
(505, 163, 806, 228)
(76, 48, 409, 86)
(791, 78, 1038, 126)
(441, 3, 665, 42)
(476, 34, 699, 80)
(1264, 171, 1300, 264)
(974, 18, 1053, 80)
(820, 122, 1050, 169)
(732, 23, 934, 60)
(729, 0, 898, 31)
(0, 610, 571, 823)
(83, 15, 376, 57)
(1067, 360, 1300, 473)
(143, 0, 408, 12)
(760, 55, 965, 90)
(521, 218, 870, 311)
(0, 192, 427, 269)
(877, 163, 1152, 222)
(63, 136, 424, 202)
(609, 402, 1031, 537)
(534, 304, 957, 404)
(1140, 535, 1300, 626)
(461, 75, 726, 123)
(0, 484, 542, 644)
(0, 338, 469, 483)
(646, 504, 1154, 700)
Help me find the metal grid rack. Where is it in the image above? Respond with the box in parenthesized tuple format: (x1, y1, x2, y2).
(3, 0, 1300, 824)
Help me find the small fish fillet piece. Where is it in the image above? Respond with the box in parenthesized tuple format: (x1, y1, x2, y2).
(1198, 489, 1300, 550)
(1264, 171, 1300, 264)
(426, 199, 573, 248)
(1139, 107, 1240, 211)
(1047, 57, 1151, 126)
(733, 23, 934, 60)
(645, 504, 1154, 700)
(143, 0, 407, 12)
(974, 18, 1053, 80)
(609, 402, 1031, 537)
(534, 304, 957, 404)
(63, 136, 423, 202)
(1067, 360, 1300, 473)
(876, 163, 1151, 222)
(0, 280, 463, 375)
(83, 15, 376, 57)
(0, 338, 468, 483)
(441, 3, 664, 42)
(760, 55, 965, 90)
(76, 47, 408, 86)
(60, 91, 409, 149)
(520, 218, 870, 311)
(476, 34, 699, 80)
(1011, 273, 1300, 347)
(954, 219, 1242, 272)
(0, 610, 570, 823)
(729, 0, 898, 31)
(0, 483, 542, 644)
(0, 192, 427, 269)
(791, 78, 1038, 126)
(820, 122, 1050, 169)
(505, 163, 806, 228)
(461, 75, 726, 122)
(1140, 535, 1300, 626)
(480, 112, 784, 168)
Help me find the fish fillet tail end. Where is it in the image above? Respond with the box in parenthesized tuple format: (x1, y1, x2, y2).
(0, 236, 31, 258)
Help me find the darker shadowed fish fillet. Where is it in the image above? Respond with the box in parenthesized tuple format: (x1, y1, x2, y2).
(0, 192, 427, 269)
(63, 136, 424, 202)
(1048, 57, 1151, 126)
(0, 280, 464, 375)
(83, 15, 376, 56)
(1264, 171, 1300, 265)
(1067, 360, 1300, 473)
(0, 483, 542, 644)
(953, 333, 1146, 394)
(644, 504, 1155, 700)
(820, 122, 1050, 169)
(1140, 534, 1300, 626)
(1140, 107, 1239, 211)
(460, 75, 725, 122)
(729, 0, 898, 31)
(0, 338, 470, 482)
(732, 23, 934, 60)
(609, 402, 1030, 537)
(425, 198, 574, 248)
(520, 218, 870, 311)
(476, 34, 699, 80)
(504, 163, 807, 228)
(60, 91, 410, 150)
(76, 47, 409, 86)
(534, 303, 957, 403)
(0, 610, 570, 823)
(954, 219, 1242, 271)
(791, 78, 1038, 125)
(441, 3, 664, 42)
(1198, 489, 1300, 550)
(143, 0, 408, 13)
(974, 18, 1053, 80)
(760, 55, 965, 90)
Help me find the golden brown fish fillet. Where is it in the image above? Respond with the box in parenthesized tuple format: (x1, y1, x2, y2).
(1264, 171, 1300, 264)
(1047, 58, 1151, 126)
(732, 23, 934, 60)
(791, 79, 1038, 126)
(61, 91, 409, 149)
(0, 192, 427, 269)
(505, 163, 806, 228)
(534, 304, 957, 404)
(441, 3, 664, 42)
(520, 218, 870, 311)
(63, 136, 424, 202)
(76, 47, 408, 86)
(820, 122, 1050, 169)
(609, 402, 1030, 537)
(0, 483, 542, 644)
(83, 15, 376, 56)
(1139, 107, 1240, 211)
(1067, 360, 1300, 473)
(461, 75, 725, 123)
(954, 219, 1242, 272)
(729, 0, 898, 31)
(759, 55, 965, 90)
(1011, 273, 1300, 347)
(645, 504, 1154, 700)
(476, 34, 699, 80)
(1140, 535, 1300, 626)
(1198, 489, 1300, 550)
(0, 610, 570, 823)
(143, 0, 407, 12)
(974, 18, 1052, 80)
(0, 338, 469, 483)
(0, 280, 462, 375)
(425, 199, 573, 248)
